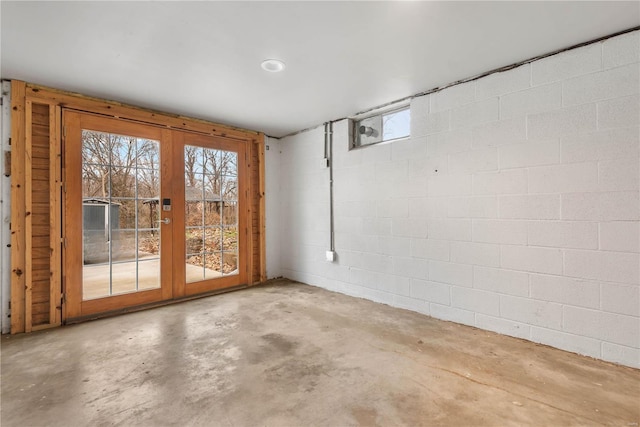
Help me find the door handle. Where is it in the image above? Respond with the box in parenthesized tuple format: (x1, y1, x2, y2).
(156, 218, 171, 225)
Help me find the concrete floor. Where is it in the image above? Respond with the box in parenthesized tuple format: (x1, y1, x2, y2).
(2, 279, 639, 426)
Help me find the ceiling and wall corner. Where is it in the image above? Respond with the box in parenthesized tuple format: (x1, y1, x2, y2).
(1, 1, 639, 137)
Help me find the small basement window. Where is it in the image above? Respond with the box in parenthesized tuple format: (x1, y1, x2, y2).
(351, 106, 410, 149)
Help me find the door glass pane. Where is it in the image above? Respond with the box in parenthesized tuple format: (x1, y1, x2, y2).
(205, 253, 223, 280)
(81, 130, 161, 300)
(137, 168, 159, 199)
(137, 200, 157, 230)
(110, 167, 136, 198)
(185, 145, 238, 282)
(205, 227, 222, 251)
(222, 251, 238, 275)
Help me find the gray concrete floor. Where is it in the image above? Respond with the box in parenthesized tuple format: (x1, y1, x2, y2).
(2, 279, 639, 426)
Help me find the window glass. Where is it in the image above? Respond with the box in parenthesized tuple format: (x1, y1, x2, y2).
(382, 108, 410, 141)
(352, 107, 410, 149)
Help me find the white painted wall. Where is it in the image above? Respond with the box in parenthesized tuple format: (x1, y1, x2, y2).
(265, 136, 282, 279)
(274, 31, 640, 368)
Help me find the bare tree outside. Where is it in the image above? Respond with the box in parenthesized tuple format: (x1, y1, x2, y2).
(184, 145, 239, 278)
(82, 131, 161, 264)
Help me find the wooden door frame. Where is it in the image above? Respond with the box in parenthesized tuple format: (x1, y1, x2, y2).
(10, 80, 266, 332)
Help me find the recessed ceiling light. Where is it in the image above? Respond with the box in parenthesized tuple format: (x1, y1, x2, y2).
(261, 59, 286, 73)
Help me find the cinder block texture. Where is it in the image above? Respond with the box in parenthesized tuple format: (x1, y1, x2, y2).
(500, 83, 562, 120)
(429, 260, 473, 287)
(531, 43, 602, 85)
(410, 279, 450, 305)
(473, 219, 527, 245)
(276, 31, 640, 368)
(601, 283, 640, 317)
(531, 327, 602, 361)
(476, 314, 531, 340)
(501, 245, 563, 275)
(476, 64, 531, 100)
(560, 127, 639, 163)
(598, 95, 640, 130)
(451, 98, 500, 129)
(562, 192, 639, 221)
(530, 274, 600, 309)
(563, 306, 640, 348)
(499, 139, 559, 169)
(473, 170, 527, 195)
(597, 157, 639, 192)
(564, 250, 639, 284)
(603, 31, 640, 69)
(447, 196, 497, 219)
(473, 266, 529, 297)
(527, 104, 597, 140)
(451, 286, 500, 316)
(472, 117, 526, 148)
(601, 342, 640, 369)
(499, 195, 560, 220)
(500, 295, 563, 330)
(562, 63, 639, 106)
(430, 81, 475, 112)
(599, 222, 639, 253)
(527, 221, 598, 249)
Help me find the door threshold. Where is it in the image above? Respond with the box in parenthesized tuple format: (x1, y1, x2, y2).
(65, 283, 249, 325)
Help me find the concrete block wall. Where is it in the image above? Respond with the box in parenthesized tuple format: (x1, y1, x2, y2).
(273, 30, 640, 368)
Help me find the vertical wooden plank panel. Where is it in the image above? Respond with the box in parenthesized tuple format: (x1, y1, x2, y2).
(62, 111, 82, 319)
(10, 80, 26, 334)
(257, 135, 266, 282)
(29, 103, 52, 330)
(49, 105, 62, 326)
(24, 101, 33, 332)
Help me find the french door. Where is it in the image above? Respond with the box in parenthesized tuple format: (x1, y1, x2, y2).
(171, 131, 248, 298)
(63, 111, 248, 320)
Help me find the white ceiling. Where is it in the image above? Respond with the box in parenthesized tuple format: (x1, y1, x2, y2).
(2, 1, 639, 137)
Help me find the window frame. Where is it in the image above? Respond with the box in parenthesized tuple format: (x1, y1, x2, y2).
(350, 105, 411, 150)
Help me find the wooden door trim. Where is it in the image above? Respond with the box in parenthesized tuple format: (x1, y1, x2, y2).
(257, 139, 266, 282)
(63, 110, 82, 319)
(78, 288, 165, 316)
(10, 81, 27, 333)
(50, 105, 63, 327)
(66, 283, 250, 325)
(170, 131, 187, 299)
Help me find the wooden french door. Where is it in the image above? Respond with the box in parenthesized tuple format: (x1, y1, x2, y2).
(170, 131, 249, 299)
(63, 111, 248, 320)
